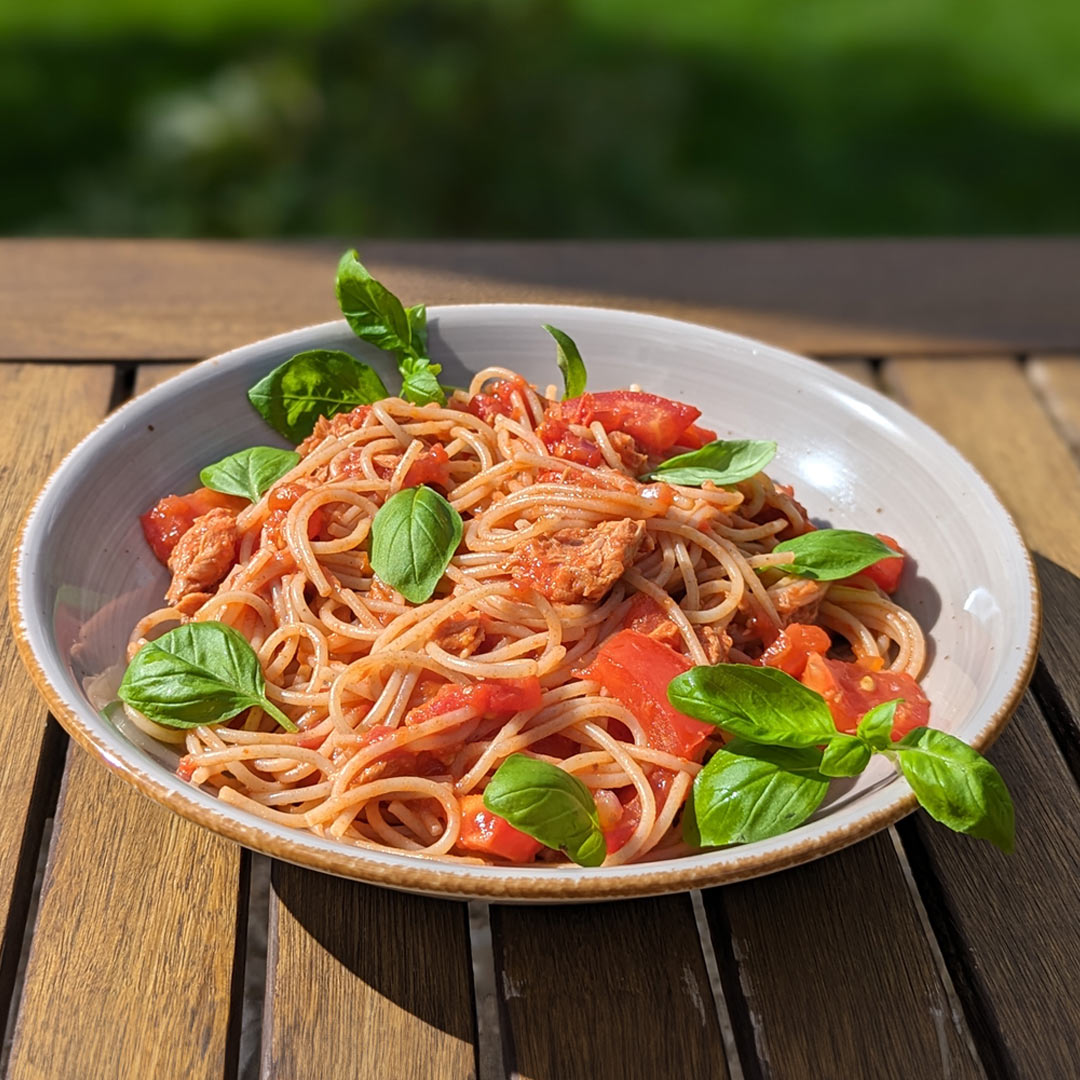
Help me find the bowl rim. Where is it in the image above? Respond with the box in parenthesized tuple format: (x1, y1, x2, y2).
(9, 305, 1042, 901)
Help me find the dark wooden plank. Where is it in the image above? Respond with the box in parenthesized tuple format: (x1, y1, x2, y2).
(491, 896, 729, 1080)
(7, 746, 246, 1080)
(704, 832, 983, 1080)
(0, 363, 113, 1024)
(264, 864, 476, 1080)
(8, 239, 1080, 360)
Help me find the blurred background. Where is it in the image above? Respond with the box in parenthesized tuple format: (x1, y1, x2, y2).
(6, 0, 1080, 238)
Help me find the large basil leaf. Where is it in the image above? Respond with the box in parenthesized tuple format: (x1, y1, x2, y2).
(687, 739, 829, 846)
(248, 349, 389, 442)
(406, 303, 428, 354)
(643, 439, 777, 487)
(772, 529, 901, 581)
(668, 664, 837, 747)
(118, 622, 296, 731)
(543, 324, 587, 400)
(896, 727, 1015, 853)
(199, 447, 301, 503)
(369, 486, 463, 603)
(483, 753, 606, 866)
(335, 249, 413, 352)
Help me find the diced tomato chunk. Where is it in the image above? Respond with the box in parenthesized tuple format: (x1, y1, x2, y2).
(602, 768, 676, 854)
(266, 482, 325, 540)
(800, 653, 929, 740)
(466, 376, 529, 423)
(403, 444, 452, 489)
(405, 677, 543, 726)
(546, 390, 701, 455)
(758, 623, 831, 677)
(457, 794, 543, 862)
(581, 630, 716, 758)
(860, 534, 905, 593)
(675, 423, 717, 450)
(536, 417, 605, 467)
(140, 487, 247, 564)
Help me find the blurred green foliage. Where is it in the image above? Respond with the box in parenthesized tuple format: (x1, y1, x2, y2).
(5, 0, 1080, 236)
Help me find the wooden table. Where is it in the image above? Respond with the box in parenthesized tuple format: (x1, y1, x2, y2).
(2, 240, 1079, 1080)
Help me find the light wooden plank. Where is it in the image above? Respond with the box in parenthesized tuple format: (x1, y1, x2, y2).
(882, 357, 1080, 575)
(491, 896, 729, 1080)
(133, 361, 194, 395)
(7, 747, 245, 1080)
(264, 864, 476, 1080)
(0, 363, 113, 1018)
(1028, 355, 1080, 456)
(7, 239, 1080, 360)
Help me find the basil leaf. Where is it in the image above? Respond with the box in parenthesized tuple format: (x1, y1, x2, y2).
(542, 324, 587, 400)
(643, 439, 777, 487)
(248, 349, 389, 442)
(369, 486, 463, 603)
(772, 529, 901, 582)
(118, 622, 296, 732)
(483, 753, 605, 867)
(819, 735, 872, 778)
(690, 738, 829, 846)
(406, 303, 428, 355)
(335, 249, 412, 353)
(857, 698, 900, 750)
(668, 664, 837, 747)
(199, 447, 301, 503)
(896, 728, 1015, 853)
(399, 356, 446, 407)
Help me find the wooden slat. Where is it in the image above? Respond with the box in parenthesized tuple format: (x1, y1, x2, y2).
(1028, 355, 1080, 456)
(0, 364, 113, 1019)
(704, 833, 983, 1080)
(133, 361, 194, 395)
(820, 358, 877, 387)
(7, 747, 246, 1080)
(491, 896, 729, 1080)
(264, 864, 476, 1080)
(8, 239, 1080, 360)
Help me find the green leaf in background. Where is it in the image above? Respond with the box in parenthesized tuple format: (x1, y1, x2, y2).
(247, 348, 389, 442)
(668, 664, 837, 747)
(542, 323, 587, 400)
(819, 734, 872, 778)
(483, 753, 606, 867)
(118, 621, 296, 731)
(857, 698, 901, 750)
(335, 249, 413, 352)
(369, 485, 463, 603)
(690, 738, 829, 846)
(772, 529, 901, 581)
(399, 355, 446, 406)
(643, 439, 777, 487)
(199, 446, 301, 502)
(895, 727, 1015, 853)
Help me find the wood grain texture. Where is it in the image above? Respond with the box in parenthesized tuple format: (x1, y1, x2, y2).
(8, 239, 1080, 360)
(491, 895, 729, 1080)
(882, 356, 1080, 575)
(0, 363, 113, 1020)
(264, 863, 476, 1080)
(6, 745, 245, 1080)
(703, 831, 982, 1080)
(1028, 355, 1080, 455)
(133, 361, 194, 395)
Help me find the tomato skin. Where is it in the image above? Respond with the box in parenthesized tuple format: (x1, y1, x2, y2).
(140, 487, 247, 564)
(675, 423, 717, 449)
(547, 391, 702, 455)
(403, 444, 452, 489)
(861, 534, 905, 593)
(458, 794, 543, 861)
(582, 630, 715, 758)
(405, 677, 543, 726)
(759, 623, 831, 677)
(800, 654, 929, 739)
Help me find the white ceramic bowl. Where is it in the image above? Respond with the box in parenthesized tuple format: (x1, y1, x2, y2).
(11, 306, 1039, 901)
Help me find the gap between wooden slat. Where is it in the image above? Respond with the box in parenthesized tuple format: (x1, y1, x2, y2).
(1027, 355, 1080, 457)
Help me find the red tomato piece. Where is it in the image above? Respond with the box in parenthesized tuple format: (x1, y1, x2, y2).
(582, 630, 715, 758)
(403, 444, 452, 489)
(457, 794, 543, 861)
(267, 482, 326, 540)
(405, 677, 543, 726)
(758, 623, 831, 677)
(675, 423, 717, 449)
(140, 487, 247, 564)
(602, 768, 676, 854)
(536, 416, 605, 467)
(800, 653, 929, 740)
(466, 376, 529, 423)
(547, 390, 702, 455)
(860, 534, 905, 593)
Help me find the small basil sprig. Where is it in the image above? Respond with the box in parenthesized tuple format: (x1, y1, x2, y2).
(642, 439, 777, 487)
(369, 486, 463, 603)
(543, 324, 587, 399)
(248, 349, 389, 442)
(335, 250, 445, 406)
(483, 753, 606, 866)
(771, 529, 900, 581)
(118, 622, 296, 732)
(199, 447, 301, 503)
(670, 665, 1015, 852)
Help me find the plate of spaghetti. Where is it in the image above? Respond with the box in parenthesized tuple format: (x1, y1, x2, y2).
(11, 253, 1039, 900)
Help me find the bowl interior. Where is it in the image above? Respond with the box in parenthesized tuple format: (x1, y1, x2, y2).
(15, 306, 1037, 899)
